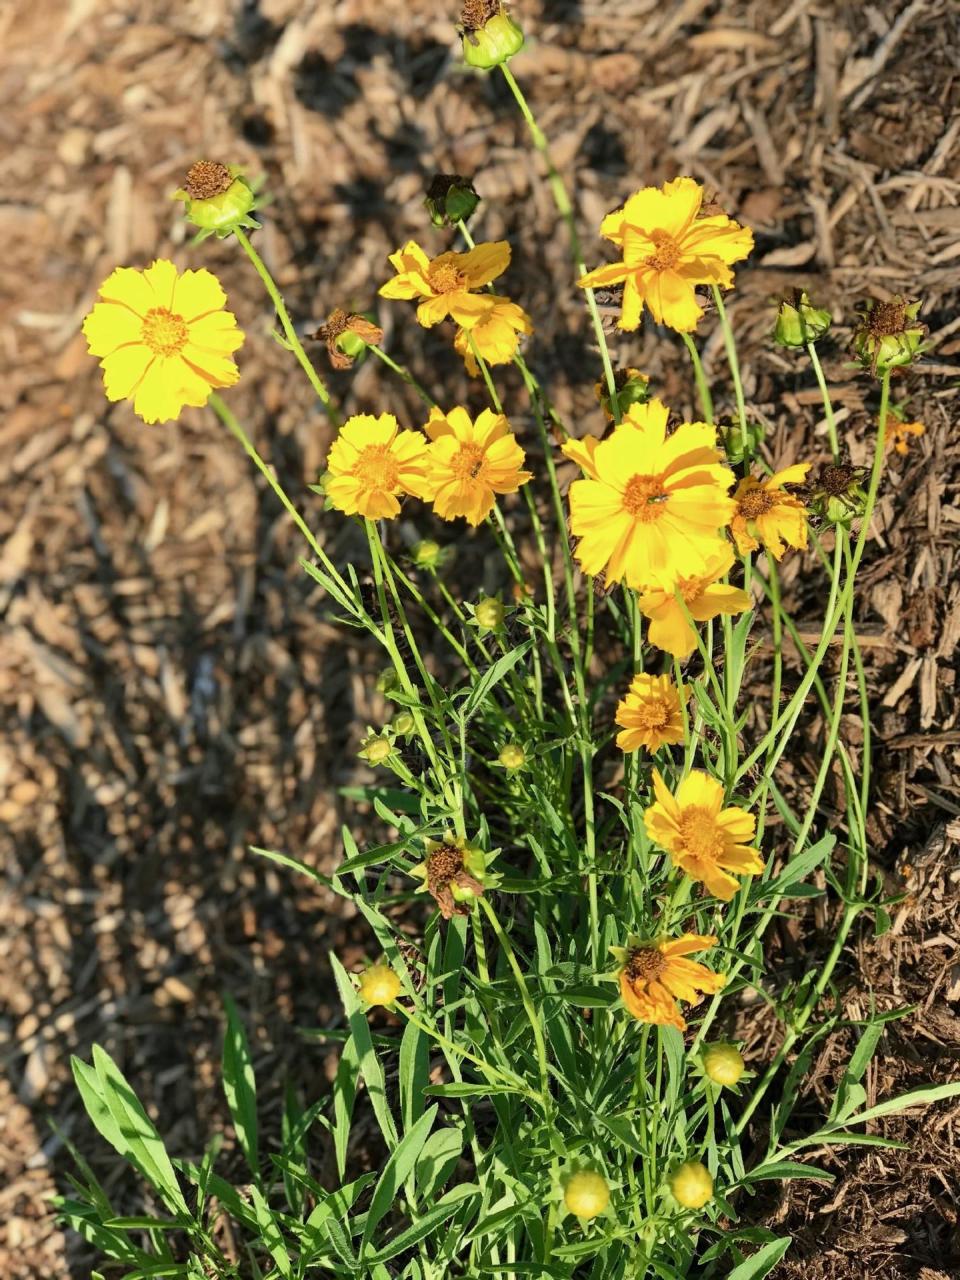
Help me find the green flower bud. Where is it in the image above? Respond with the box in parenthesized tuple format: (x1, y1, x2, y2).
(498, 743, 525, 770)
(595, 368, 650, 421)
(359, 734, 392, 765)
(852, 296, 926, 375)
(392, 711, 416, 736)
(376, 668, 400, 697)
(173, 161, 260, 240)
(424, 173, 481, 228)
(722, 419, 765, 465)
(773, 291, 832, 348)
(702, 1043, 745, 1087)
(475, 597, 506, 630)
(411, 539, 446, 572)
(460, 3, 524, 70)
(670, 1160, 713, 1210)
(563, 1170, 610, 1220)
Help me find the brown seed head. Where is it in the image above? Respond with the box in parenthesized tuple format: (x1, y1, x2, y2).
(819, 463, 858, 497)
(460, 0, 501, 31)
(737, 487, 776, 519)
(625, 946, 665, 982)
(184, 160, 233, 200)
(867, 298, 908, 338)
(427, 844, 465, 889)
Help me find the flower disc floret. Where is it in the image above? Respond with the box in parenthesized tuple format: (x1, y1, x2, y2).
(578, 177, 753, 332)
(644, 770, 763, 901)
(82, 259, 244, 424)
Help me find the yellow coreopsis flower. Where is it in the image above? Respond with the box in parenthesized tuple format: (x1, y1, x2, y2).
(637, 544, 752, 660)
(379, 240, 510, 329)
(82, 260, 244, 425)
(612, 934, 725, 1031)
(578, 177, 753, 332)
(423, 406, 531, 526)
(644, 769, 762, 901)
(324, 413, 430, 520)
(887, 420, 925, 455)
(453, 295, 533, 375)
(567, 404, 737, 591)
(615, 673, 685, 753)
(730, 464, 810, 560)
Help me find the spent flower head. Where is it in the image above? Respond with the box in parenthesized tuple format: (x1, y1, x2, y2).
(773, 290, 832, 348)
(459, 1, 524, 69)
(594, 367, 650, 421)
(309, 309, 383, 370)
(411, 832, 499, 919)
(610, 934, 725, 1031)
(852, 296, 926, 375)
(173, 161, 261, 240)
(801, 460, 868, 527)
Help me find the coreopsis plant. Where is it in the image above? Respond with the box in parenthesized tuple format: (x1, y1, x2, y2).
(66, 12, 960, 1280)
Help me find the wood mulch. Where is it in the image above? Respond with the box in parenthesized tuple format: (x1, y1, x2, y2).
(1, 1, 958, 1276)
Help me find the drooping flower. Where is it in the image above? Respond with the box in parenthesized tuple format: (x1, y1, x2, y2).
(615, 673, 685, 753)
(611, 934, 725, 1031)
(410, 833, 498, 920)
(637, 543, 751, 660)
(730, 464, 810, 559)
(423, 406, 531, 527)
(644, 769, 762, 901)
(309, 308, 384, 369)
(453, 296, 533, 375)
(379, 240, 511, 329)
(886, 419, 925, 456)
(567, 405, 737, 591)
(578, 177, 753, 332)
(324, 413, 430, 520)
(82, 260, 244, 425)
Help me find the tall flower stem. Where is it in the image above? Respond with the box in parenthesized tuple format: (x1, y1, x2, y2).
(233, 227, 340, 427)
(681, 332, 714, 425)
(369, 344, 436, 409)
(807, 341, 841, 461)
(498, 63, 620, 418)
(710, 286, 747, 448)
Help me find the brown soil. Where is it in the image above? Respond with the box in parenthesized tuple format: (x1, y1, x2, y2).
(2, 2, 958, 1277)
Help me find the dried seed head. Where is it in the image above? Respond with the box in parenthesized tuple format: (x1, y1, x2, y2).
(460, 0, 501, 31)
(184, 160, 233, 200)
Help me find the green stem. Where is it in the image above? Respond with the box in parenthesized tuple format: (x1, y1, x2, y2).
(498, 62, 619, 418)
(681, 332, 714, 425)
(233, 227, 340, 426)
(368, 345, 436, 408)
(807, 341, 840, 461)
(711, 286, 747, 449)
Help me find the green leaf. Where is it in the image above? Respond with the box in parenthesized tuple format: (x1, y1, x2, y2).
(725, 1237, 792, 1279)
(460, 642, 531, 722)
(249, 1184, 292, 1279)
(758, 834, 836, 900)
(415, 1126, 463, 1200)
(360, 1106, 438, 1259)
(399, 1019, 429, 1136)
(222, 996, 259, 1179)
(829, 1080, 960, 1129)
(249, 845, 334, 890)
(742, 1160, 834, 1184)
(366, 1184, 479, 1264)
(55, 1200, 146, 1265)
(332, 1032, 359, 1181)
(77, 1047, 189, 1217)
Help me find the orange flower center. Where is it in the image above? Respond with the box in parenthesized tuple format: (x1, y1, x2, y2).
(428, 261, 467, 294)
(623, 473, 668, 520)
(645, 230, 681, 272)
(737, 487, 776, 520)
(625, 946, 665, 982)
(677, 573, 706, 604)
(678, 807, 724, 862)
(633, 700, 669, 730)
(354, 444, 400, 491)
(141, 308, 188, 356)
(449, 442, 488, 482)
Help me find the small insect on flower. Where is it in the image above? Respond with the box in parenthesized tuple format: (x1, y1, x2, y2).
(423, 406, 532, 527)
(886, 419, 925, 456)
(357, 963, 402, 1006)
(563, 1170, 610, 1220)
(410, 833, 498, 920)
(702, 1043, 745, 1087)
(644, 770, 763, 901)
(578, 177, 753, 333)
(669, 1160, 714, 1210)
(309, 309, 384, 370)
(637, 543, 751, 660)
(459, 0, 524, 69)
(729, 465, 810, 560)
(611, 934, 725, 1031)
(82, 260, 244, 425)
(379, 240, 511, 330)
(615, 674, 686, 753)
(852, 296, 926, 375)
(454, 296, 534, 376)
(567, 399, 737, 591)
(322, 413, 430, 520)
(172, 160, 261, 239)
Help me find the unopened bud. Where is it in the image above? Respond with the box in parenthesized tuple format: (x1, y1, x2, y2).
(498, 743, 525, 770)
(702, 1043, 744, 1087)
(563, 1170, 610, 1220)
(773, 291, 832, 348)
(357, 963, 402, 1006)
(669, 1160, 713, 1210)
(359, 735, 392, 765)
(424, 173, 480, 228)
(475, 597, 505, 630)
